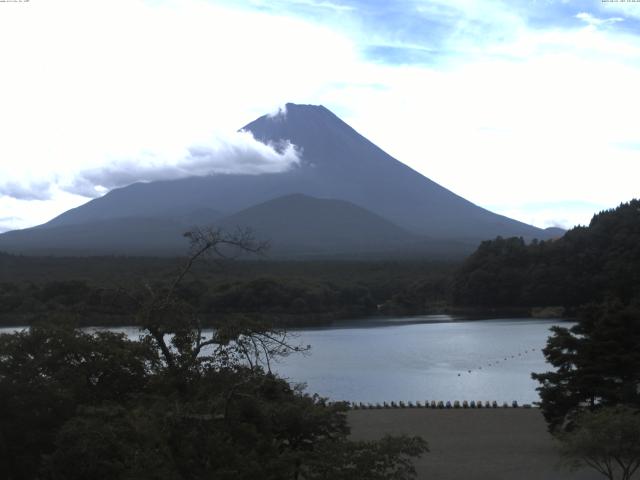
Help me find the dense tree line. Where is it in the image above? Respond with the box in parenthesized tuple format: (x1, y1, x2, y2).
(0, 278, 376, 327)
(453, 199, 640, 310)
(0, 228, 428, 479)
(0, 258, 454, 327)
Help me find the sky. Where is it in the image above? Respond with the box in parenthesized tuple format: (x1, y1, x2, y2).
(0, 0, 639, 233)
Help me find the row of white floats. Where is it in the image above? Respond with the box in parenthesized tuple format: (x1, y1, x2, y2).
(346, 400, 535, 409)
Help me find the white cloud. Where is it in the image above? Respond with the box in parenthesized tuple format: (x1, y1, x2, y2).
(323, 19, 640, 229)
(0, 192, 89, 232)
(576, 12, 624, 28)
(66, 132, 300, 198)
(0, 0, 355, 227)
(0, 182, 52, 201)
(598, 1, 640, 20)
(276, 0, 355, 12)
(0, 0, 639, 232)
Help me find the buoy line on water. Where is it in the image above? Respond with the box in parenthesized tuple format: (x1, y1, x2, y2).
(342, 400, 535, 410)
(456, 347, 539, 377)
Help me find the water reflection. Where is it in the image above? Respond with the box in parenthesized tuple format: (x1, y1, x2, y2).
(0, 317, 570, 404)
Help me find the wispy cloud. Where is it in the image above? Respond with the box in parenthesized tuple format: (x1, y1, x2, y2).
(1, 0, 639, 230)
(65, 132, 300, 198)
(363, 45, 440, 66)
(0, 217, 22, 233)
(485, 201, 608, 229)
(282, 0, 355, 12)
(576, 12, 624, 28)
(0, 132, 300, 201)
(0, 182, 51, 201)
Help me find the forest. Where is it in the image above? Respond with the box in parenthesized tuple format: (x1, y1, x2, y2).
(0, 254, 453, 327)
(453, 199, 640, 313)
(0, 229, 428, 480)
(3, 200, 639, 329)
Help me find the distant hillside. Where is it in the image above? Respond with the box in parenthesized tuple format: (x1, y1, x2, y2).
(0, 194, 474, 258)
(0, 194, 415, 257)
(0, 103, 560, 257)
(452, 199, 640, 309)
(218, 194, 417, 255)
(0, 217, 192, 256)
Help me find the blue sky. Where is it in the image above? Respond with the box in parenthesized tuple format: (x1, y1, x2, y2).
(0, 0, 639, 231)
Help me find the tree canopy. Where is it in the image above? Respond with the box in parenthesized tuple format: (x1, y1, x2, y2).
(532, 302, 640, 431)
(0, 228, 428, 479)
(453, 199, 640, 310)
(558, 406, 640, 480)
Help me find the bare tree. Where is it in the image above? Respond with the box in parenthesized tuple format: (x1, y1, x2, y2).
(134, 226, 307, 374)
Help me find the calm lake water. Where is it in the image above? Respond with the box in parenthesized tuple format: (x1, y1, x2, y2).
(0, 316, 569, 404)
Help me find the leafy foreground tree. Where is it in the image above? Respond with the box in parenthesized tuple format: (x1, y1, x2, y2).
(0, 227, 427, 480)
(532, 302, 640, 432)
(534, 301, 640, 479)
(558, 406, 640, 480)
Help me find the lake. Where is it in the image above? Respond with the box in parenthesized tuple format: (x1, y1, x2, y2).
(0, 316, 569, 404)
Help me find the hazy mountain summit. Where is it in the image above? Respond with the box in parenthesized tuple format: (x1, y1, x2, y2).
(244, 103, 550, 240)
(0, 103, 559, 257)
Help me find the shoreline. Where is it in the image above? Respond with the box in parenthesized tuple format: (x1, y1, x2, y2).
(0, 312, 574, 331)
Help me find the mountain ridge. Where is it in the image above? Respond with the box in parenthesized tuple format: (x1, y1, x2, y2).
(0, 103, 562, 257)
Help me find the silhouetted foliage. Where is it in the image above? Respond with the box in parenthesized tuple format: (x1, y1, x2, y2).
(0, 322, 157, 480)
(532, 302, 640, 432)
(557, 406, 640, 480)
(0, 256, 455, 327)
(0, 228, 428, 479)
(453, 199, 640, 310)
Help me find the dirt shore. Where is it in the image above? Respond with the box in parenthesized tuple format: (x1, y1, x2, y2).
(348, 408, 602, 480)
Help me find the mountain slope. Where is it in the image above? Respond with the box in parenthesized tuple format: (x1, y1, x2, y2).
(218, 193, 417, 255)
(243, 104, 552, 240)
(0, 195, 421, 257)
(0, 217, 191, 256)
(0, 103, 560, 257)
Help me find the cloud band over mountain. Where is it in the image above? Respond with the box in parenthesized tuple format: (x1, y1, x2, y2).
(0, 132, 301, 200)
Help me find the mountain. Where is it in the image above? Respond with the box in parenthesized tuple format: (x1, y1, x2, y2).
(218, 194, 417, 256)
(0, 194, 470, 257)
(543, 227, 566, 239)
(0, 218, 190, 256)
(243, 104, 548, 241)
(0, 103, 561, 257)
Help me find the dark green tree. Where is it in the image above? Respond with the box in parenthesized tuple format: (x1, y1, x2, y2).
(453, 199, 640, 310)
(558, 406, 640, 480)
(532, 302, 640, 431)
(0, 227, 428, 479)
(0, 322, 157, 480)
